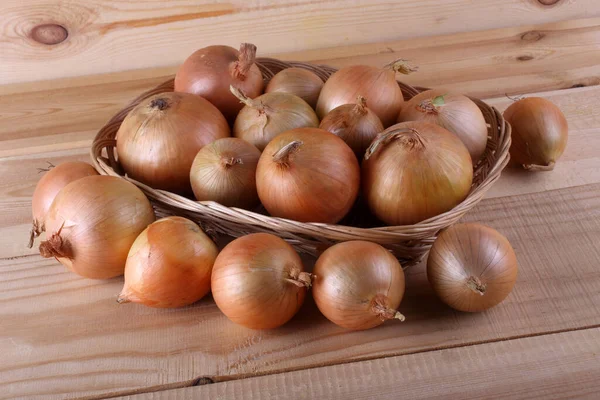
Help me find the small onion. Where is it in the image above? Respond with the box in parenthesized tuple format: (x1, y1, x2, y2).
(39, 176, 155, 279)
(116, 92, 230, 194)
(316, 60, 416, 127)
(256, 128, 360, 224)
(265, 67, 324, 108)
(397, 90, 488, 163)
(118, 217, 218, 308)
(190, 137, 261, 209)
(30, 161, 98, 247)
(503, 97, 568, 171)
(174, 43, 264, 120)
(231, 86, 319, 151)
(427, 223, 518, 312)
(313, 241, 405, 330)
(362, 121, 473, 226)
(319, 95, 384, 159)
(211, 233, 311, 329)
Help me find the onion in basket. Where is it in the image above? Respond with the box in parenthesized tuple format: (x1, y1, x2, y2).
(427, 223, 518, 312)
(362, 121, 473, 226)
(116, 92, 230, 194)
(256, 127, 360, 224)
(190, 137, 261, 209)
(313, 241, 405, 330)
(265, 67, 324, 108)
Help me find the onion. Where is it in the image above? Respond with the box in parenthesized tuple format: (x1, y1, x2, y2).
(313, 241, 405, 330)
(39, 176, 155, 279)
(256, 128, 360, 223)
(503, 97, 568, 171)
(116, 92, 230, 194)
(174, 43, 264, 120)
(231, 86, 319, 151)
(316, 60, 416, 127)
(319, 95, 384, 159)
(427, 223, 518, 312)
(265, 67, 324, 108)
(363, 121, 473, 225)
(211, 233, 311, 329)
(118, 217, 218, 308)
(29, 161, 98, 247)
(190, 137, 261, 209)
(397, 90, 488, 163)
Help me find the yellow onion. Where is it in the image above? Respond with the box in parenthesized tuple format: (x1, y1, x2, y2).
(116, 92, 230, 194)
(313, 241, 405, 330)
(363, 121, 473, 225)
(265, 67, 324, 108)
(231, 86, 319, 151)
(397, 90, 488, 163)
(39, 176, 155, 279)
(190, 137, 261, 209)
(503, 97, 568, 171)
(118, 217, 218, 308)
(427, 223, 518, 312)
(256, 128, 360, 223)
(319, 95, 384, 159)
(174, 43, 264, 120)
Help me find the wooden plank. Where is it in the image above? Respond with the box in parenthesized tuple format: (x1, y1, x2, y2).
(1, 1, 598, 84)
(2, 182, 600, 399)
(117, 327, 600, 400)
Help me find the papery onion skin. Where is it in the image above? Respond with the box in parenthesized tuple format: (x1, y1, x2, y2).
(118, 217, 218, 308)
(503, 97, 568, 171)
(116, 92, 230, 194)
(232, 87, 319, 151)
(265, 67, 324, 108)
(362, 121, 473, 226)
(313, 241, 405, 330)
(39, 176, 155, 279)
(427, 223, 518, 312)
(211, 233, 311, 329)
(190, 137, 261, 209)
(174, 43, 264, 120)
(256, 128, 360, 224)
(397, 90, 488, 163)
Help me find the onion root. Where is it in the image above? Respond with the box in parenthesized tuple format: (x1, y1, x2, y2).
(372, 295, 405, 321)
(232, 43, 257, 79)
(466, 276, 487, 296)
(39, 222, 71, 259)
(385, 58, 419, 75)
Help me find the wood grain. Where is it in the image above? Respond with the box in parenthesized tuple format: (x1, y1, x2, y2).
(2, 182, 600, 399)
(1, 1, 599, 84)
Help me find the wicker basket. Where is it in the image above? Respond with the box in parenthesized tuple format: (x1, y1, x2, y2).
(91, 58, 511, 267)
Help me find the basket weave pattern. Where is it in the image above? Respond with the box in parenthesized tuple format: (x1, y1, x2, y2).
(91, 58, 511, 267)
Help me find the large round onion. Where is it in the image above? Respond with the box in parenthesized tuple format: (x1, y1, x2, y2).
(174, 43, 264, 120)
(116, 92, 230, 194)
(256, 128, 360, 224)
(39, 176, 155, 279)
(362, 121, 473, 225)
(265, 67, 324, 108)
(397, 90, 488, 163)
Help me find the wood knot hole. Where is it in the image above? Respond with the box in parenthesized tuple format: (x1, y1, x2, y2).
(31, 24, 68, 45)
(517, 55, 534, 62)
(537, 0, 561, 5)
(521, 31, 545, 42)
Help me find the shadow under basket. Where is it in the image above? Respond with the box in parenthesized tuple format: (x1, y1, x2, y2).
(91, 57, 511, 268)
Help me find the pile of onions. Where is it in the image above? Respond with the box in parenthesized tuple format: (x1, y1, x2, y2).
(319, 95, 384, 158)
(174, 43, 264, 120)
(211, 233, 311, 329)
(265, 67, 324, 108)
(397, 90, 488, 163)
(256, 128, 360, 224)
(39, 176, 155, 279)
(190, 137, 261, 209)
(30, 161, 98, 247)
(231, 86, 319, 151)
(427, 223, 518, 312)
(316, 60, 416, 127)
(362, 121, 473, 225)
(116, 92, 230, 194)
(118, 217, 218, 308)
(313, 241, 405, 330)
(503, 97, 568, 171)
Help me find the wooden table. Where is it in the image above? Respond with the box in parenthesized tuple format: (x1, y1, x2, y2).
(2, 2, 600, 399)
